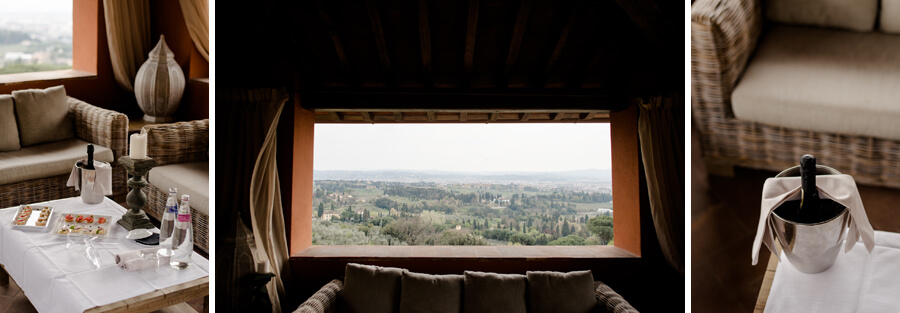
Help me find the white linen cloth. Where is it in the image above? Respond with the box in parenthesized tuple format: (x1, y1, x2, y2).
(0, 197, 209, 313)
(65, 160, 113, 195)
(752, 175, 876, 265)
(765, 231, 900, 312)
(115, 248, 170, 271)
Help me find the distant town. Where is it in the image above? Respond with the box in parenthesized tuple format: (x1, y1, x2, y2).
(0, 11, 72, 74)
(312, 170, 614, 246)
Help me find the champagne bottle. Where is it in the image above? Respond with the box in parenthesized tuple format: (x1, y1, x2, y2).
(84, 144, 95, 170)
(170, 194, 193, 270)
(799, 154, 821, 214)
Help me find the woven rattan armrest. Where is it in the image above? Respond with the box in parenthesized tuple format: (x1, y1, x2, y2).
(67, 97, 128, 163)
(294, 279, 343, 313)
(595, 281, 639, 313)
(143, 119, 209, 166)
(691, 0, 762, 118)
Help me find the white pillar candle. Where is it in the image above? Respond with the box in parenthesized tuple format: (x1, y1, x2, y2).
(130, 133, 148, 159)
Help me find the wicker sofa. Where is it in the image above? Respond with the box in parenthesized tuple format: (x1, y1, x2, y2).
(0, 97, 127, 208)
(294, 263, 638, 313)
(691, 0, 900, 187)
(143, 119, 209, 253)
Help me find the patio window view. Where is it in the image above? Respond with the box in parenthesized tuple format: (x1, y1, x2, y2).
(312, 123, 614, 246)
(0, 0, 73, 74)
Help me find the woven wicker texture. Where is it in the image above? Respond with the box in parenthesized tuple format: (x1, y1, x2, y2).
(691, 0, 900, 188)
(292, 279, 638, 313)
(594, 281, 640, 313)
(142, 119, 210, 253)
(0, 97, 128, 208)
(293, 279, 343, 313)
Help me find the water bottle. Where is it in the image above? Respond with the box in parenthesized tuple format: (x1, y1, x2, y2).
(169, 194, 193, 270)
(158, 188, 178, 256)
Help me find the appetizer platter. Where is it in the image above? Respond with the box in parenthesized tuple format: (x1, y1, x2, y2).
(10, 205, 55, 230)
(53, 213, 113, 237)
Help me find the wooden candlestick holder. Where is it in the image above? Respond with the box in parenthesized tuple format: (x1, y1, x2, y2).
(117, 156, 157, 230)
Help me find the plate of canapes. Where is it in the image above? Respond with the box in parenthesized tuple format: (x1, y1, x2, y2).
(53, 213, 113, 237)
(10, 205, 54, 230)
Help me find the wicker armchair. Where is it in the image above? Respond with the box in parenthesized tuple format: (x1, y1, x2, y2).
(691, 0, 900, 188)
(0, 97, 128, 208)
(143, 119, 209, 253)
(293, 279, 639, 313)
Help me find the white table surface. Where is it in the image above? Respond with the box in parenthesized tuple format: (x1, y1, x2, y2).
(0, 197, 209, 313)
(765, 230, 900, 313)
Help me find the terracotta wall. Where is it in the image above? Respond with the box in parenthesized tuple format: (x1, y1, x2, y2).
(0, 0, 208, 122)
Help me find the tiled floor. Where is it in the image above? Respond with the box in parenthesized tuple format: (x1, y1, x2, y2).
(692, 126, 900, 312)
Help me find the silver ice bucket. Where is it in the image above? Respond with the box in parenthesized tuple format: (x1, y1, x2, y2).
(770, 165, 850, 273)
(75, 161, 108, 204)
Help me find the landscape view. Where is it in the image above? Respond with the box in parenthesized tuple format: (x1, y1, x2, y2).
(0, 2, 72, 74)
(312, 124, 613, 246)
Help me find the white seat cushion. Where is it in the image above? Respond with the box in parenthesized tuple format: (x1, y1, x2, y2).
(766, 0, 878, 32)
(148, 162, 208, 215)
(883, 0, 900, 34)
(732, 26, 900, 140)
(0, 138, 114, 185)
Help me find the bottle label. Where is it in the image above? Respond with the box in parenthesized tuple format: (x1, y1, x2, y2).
(177, 214, 191, 222)
(167, 205, 178, 213)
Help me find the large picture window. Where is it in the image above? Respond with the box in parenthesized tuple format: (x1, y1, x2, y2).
(0, 0, 73, 75)
(311, 123, 614, 247)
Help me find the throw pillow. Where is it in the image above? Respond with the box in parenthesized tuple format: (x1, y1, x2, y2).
(527, 270, 597, 313)
(883, 0, 900, 34)
(765, 0, 878, 32)
(339, 263, 406, 313)
(0, 95, 20, 151)
(12, 85, 74, 146)
(399, 271, 464, 313)
(463, 271, 527, 313)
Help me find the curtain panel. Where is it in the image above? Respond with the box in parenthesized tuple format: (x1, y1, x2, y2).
(103, 0, 150, 92)
(217, 88, 291, 312)
(178, 0, 210, 61)
(638, 95, 685, 273)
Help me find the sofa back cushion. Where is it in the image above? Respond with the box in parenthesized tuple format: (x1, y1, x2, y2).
(399, 272, 463, 313)
(463, 271, 527, 313)
(527, 270, 597, 313)
(766, 0, 878, 32)
(883, 0, 900, 34)
(0, 95, 20, 152)
(339, 263, 406, 313)
(12, 85, 74, 146)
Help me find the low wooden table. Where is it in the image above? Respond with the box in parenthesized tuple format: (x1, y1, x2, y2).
(753, 252, 779, 313)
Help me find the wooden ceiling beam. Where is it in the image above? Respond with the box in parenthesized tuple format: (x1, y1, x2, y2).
(551, 113, 564, 121)
(463, 0, 480, 87)
(329, 112, 343, 121)
(520, 113, 531, 121)
(612, 0, 673, 46)
(300, 89, 626, 111)
(394, 112, 403, 121)
(490, 112, 499, 121)
(539, 0, 581, 87)
(427, 111, 435, 121)
(460, 112, 468, 122)
(361, 111, 372, 122)
(315, 0, 355, 86)
(580, 112, 596, 120)
(503, 0, 532, 87)
(365, 0, 392, 86)
(417, 0, 433, 87)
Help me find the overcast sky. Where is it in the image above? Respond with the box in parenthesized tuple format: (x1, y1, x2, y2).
(0, 0, 70, 13)
(314, 123, 611, 172)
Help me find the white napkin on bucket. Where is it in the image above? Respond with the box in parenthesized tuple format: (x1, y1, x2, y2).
(752, 174, 875, 265)
(66, 159, 113, 195)
(115, 249, 169, 272)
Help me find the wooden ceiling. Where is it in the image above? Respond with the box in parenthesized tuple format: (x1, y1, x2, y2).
(259, 0, 680, 123)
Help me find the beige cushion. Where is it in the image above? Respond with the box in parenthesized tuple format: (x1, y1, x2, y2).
(148, 162, 209, 215)
(339, 263, 406, 313)
(883, 0, 900, 34)
(732, 26, 900, 140)
(13, 85, 74, 146)
(399, 272, 463, 313)
(766, 0, 878, 32)
(527, 270, 596, 313)
(0, 95, 20, 152)
(0, 138, 113, 185)
(463, 271, 527, 313)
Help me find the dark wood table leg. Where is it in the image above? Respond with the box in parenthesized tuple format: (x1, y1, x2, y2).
(203, 295, 209, 313)
(0, 264, 9, 286)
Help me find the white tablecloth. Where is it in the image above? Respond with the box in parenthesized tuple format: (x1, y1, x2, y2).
(0, 197, 209, 313)
(765, 230, 900, 313)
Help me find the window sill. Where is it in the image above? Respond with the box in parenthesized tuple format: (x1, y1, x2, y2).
(293, 245, 638, 261)
(190, 77, 209, 85)
(0, 70, 97, 87)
